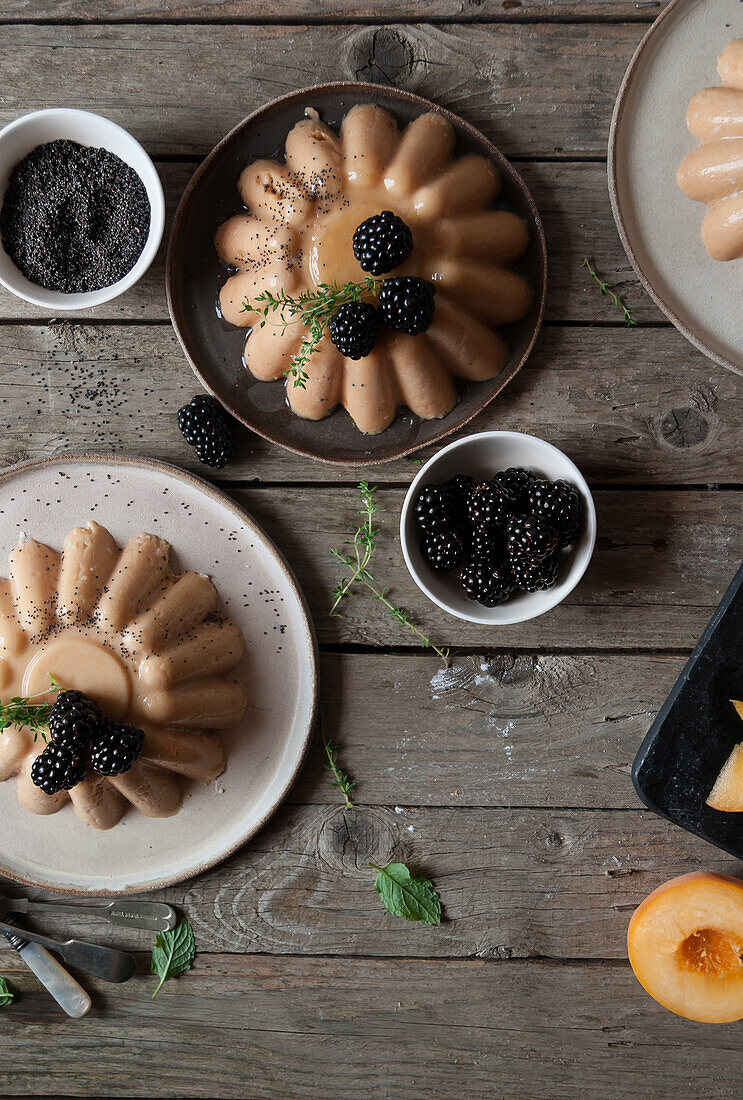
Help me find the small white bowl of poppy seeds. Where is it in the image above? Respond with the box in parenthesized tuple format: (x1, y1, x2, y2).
(0, 108, 164, 309)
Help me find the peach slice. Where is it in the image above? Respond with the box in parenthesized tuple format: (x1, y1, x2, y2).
(628, 872, 743, 1022)
(706, 701, 743, 811)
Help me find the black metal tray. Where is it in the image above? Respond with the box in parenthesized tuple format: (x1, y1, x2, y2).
(633, 562, 743, 859)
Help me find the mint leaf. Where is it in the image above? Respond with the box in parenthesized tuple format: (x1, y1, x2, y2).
(370, 862, 441, 925)
(0, 977, 13, 1007)
(150, 918, 195, 997)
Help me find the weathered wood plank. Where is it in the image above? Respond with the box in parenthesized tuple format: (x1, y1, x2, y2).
(0, 804, 734, 958)
(0, 954, 737, 1099)
(0, 160, 658, 329)
(0, 321, 727, 484)
(237, 486, 742, 651)
(0, 1, 671, 22)
(0, 23, 641, 158)
(0, 161, 665, 325)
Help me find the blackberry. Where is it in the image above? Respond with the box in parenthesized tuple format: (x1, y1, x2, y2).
(379, 276, 435, 335)
(467, 481, 515, 530)
(421, 528, 464, 572)
(352, 210, 413, 276)
(526, 479, 584, 547)
(494, 467, 536, 511)
(414, 484, 456, 532)
(443, 474, 475, 524)
(510, 552, 560, 592)
(177, 394, 233, 470)
(469, 525, 502, 567)
(328, 301, 380, 359)
(460, 561, 514, 607)
(48, 689, 102, 754)
(506, 515, 558, 562)
(31, 743, 86, 796)
(90, 718, 145, 777)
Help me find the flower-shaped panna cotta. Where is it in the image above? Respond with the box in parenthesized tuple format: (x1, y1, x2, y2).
(215, 104, 532, 435)
(0, 521, 247, 829)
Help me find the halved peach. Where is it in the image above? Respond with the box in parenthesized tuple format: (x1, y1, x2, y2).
(628, 872, 743, 1022)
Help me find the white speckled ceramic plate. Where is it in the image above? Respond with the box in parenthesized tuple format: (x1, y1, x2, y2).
(0, 455, 317, 895)
(609, 0, 743, 374)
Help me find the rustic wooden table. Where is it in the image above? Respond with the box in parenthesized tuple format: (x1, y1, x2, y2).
(2, 1, 741, 1096)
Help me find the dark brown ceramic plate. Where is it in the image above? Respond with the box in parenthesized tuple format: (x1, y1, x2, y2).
(166, 82, 547, 465)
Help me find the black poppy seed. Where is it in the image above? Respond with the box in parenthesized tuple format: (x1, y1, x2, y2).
(0, 139, 150, 294)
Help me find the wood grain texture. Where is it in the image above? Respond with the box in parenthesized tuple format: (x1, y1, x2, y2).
(0, 1, 671, 23)
(0, 23, 641, 158)
(0, 955, 738, 1100)
(0, 161, 664, 325)
(3, 802, 734, 958)
(0, 321, 726, 484)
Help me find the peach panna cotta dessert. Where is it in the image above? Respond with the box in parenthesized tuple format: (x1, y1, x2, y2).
(628, 872, 743, 1023)
(215, 104, 532, 435)
(0, 521, 248, 830)
(678, 39, 743, 261)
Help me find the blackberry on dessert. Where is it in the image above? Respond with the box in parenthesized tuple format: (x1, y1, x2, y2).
(414, 484, 457, 532)
(510, 552, 560, 592)
(421, 529, 464, 573)
(526, 479, 584, 546)
(467, 481, 515, 530)
(178, 394, 233, 469)
(506, 515, 558, 562)
(90, 718, 145, 777)
(31, 742, 86, 796)
(328, 301, 381, 359)
(460, 561, 514, 607)
(48, 689, 102, 754)
(352, 211, 413, 276)
(379, 276, 436, 335)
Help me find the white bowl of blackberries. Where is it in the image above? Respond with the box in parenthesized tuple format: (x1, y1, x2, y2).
(400, 431, 596, 625)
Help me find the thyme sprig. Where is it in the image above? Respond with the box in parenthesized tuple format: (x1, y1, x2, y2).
(330, 483, 450, 667)
(582, 257, 637, 327)
(241, 275, 381, 389)
(320, 711, 355, 810)
(0, 674, 63, 741)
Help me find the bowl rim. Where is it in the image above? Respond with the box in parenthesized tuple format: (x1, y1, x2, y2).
(0, 107, 165, 310)
(399, 429, 597, 625)
(165, 80, 547, 466)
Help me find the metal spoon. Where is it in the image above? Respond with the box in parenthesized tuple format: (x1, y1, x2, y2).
(0, 916, 136, 983)
(0, 893, 176, 932)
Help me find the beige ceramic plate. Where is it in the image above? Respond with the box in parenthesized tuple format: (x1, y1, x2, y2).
(609, 0, 743, 374)
(0, 455, 317, 895)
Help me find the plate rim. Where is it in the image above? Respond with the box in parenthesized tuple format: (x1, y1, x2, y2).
(607, 0, 743, 378)
(166, 80, 547, 466)
(0, 451, 319, 896)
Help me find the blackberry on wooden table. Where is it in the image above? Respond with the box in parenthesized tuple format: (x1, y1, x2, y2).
(177, 394, 234, 470)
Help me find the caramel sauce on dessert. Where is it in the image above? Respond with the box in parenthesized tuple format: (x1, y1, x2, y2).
(678, 39, 743, 260)
(0, 522, 247, 830)
(215, 105, 532, 435)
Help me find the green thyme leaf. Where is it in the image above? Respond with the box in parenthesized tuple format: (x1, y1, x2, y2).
(370, 862, 441, 925)
(150, 918, 196, 997)
(0, 674, 63, 740)
(0, 977, 13, 1007)
(582, 257, 636, 327)
(320, 709, 355, 810)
